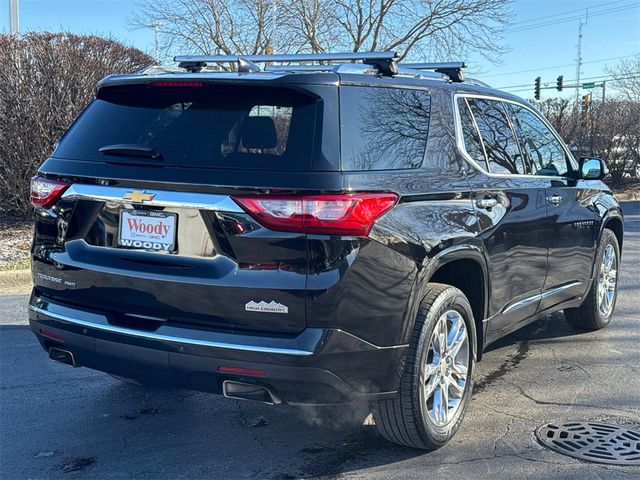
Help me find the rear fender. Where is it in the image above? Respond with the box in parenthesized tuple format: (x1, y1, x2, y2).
(403, 242, 488, 358)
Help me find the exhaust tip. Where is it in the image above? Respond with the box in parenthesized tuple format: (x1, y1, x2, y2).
(223, 380, 280, 405)
(48, 347, 77, 367)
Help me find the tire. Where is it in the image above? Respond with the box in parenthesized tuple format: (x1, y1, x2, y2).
(565, 228, 620, 330)
(373, 283, 476, 450)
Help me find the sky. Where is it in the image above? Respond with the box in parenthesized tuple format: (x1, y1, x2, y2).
(1, 0, 639, 101)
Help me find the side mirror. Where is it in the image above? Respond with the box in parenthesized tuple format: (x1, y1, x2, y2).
(579, 157, 608, 180)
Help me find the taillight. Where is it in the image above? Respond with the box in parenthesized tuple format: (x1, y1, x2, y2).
(30, 176, 70, 209)
(232, 193, 398, 236)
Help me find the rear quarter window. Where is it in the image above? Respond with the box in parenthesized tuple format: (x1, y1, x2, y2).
(340, 86, 430, 171)
(53, 85, 320, 171)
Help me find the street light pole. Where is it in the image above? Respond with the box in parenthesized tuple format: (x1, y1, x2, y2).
(152, 22, 163, 62)
(9, 0, 19, 34)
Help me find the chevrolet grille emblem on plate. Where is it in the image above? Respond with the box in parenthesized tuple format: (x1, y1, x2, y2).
(123, 190, 156, 203)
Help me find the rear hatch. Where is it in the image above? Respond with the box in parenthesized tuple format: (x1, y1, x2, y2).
(33, 80, 339, 335)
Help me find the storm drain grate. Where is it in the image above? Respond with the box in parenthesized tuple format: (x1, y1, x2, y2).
(536, 422, 640, 465)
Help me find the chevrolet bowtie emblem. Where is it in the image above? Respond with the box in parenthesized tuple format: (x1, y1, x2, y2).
(123, 190, 156, 203)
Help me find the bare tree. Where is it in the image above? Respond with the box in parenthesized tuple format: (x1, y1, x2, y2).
(131, 0, 512, 61)
(537, 98, 582, 148)
(591, 100, 640, 183)
(0, 33, 153, 216)
(537, 97, 640, 185)
(606, 53, 640, 103)
(131, 0, 279, 58)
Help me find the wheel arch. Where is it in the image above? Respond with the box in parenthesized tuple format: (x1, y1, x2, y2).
(423, 247, 488, 360)
(602, 214, 624, 252)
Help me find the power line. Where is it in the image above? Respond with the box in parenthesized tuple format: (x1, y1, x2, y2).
(497, 72, 640, 91)
(508, 3, 636, 32)
(505, 4, 638, 33)
(480, 55, 635, 79)
(503, 74, 640, 94)
(509, 0, 629, 26)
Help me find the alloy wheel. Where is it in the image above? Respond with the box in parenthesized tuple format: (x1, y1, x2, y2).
(422, 310, 470, 427)
(597, 243, 618, 317)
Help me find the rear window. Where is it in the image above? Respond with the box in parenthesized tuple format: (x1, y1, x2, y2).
(54, 85, 320, 171)
(340, 86, 430, 171)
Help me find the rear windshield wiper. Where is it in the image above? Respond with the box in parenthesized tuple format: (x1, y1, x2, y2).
(99, 144, 163, 160)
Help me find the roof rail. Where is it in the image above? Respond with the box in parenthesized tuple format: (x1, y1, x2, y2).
(401, 62, 466, 82)
(395, 67, 448, 81)
(169, 52, 468, 82)
(139, 65, 187, 75)
(466, 77, 492, 88)
(263, 64, 337, 73)
(173, 51, 399, 75)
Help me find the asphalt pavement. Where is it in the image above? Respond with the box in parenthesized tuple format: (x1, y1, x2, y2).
(1, 202, 639, 479)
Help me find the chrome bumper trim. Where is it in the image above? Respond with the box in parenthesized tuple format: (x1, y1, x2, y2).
(61, 184, 243, 212)
(28, 304, 313, 356)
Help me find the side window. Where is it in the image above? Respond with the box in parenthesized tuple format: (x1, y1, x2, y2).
(509, 104, 570, 177)
(466, 98, 525, 175)
(340, 86, 430, 170)
(458, 98, 488, 170)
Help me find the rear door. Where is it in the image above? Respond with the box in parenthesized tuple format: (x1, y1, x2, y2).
(33, 82, 332, 335)
(508, 102, 598, 310)
(456, 96, 551, 342)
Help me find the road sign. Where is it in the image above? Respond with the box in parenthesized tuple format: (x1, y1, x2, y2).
(582, 82, 596, 89)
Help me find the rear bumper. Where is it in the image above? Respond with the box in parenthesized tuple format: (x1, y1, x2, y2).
(28, 293, 406, 404)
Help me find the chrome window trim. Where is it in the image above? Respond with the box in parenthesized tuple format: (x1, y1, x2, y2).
(28, 304, 313, 356)
(460, 97, 490, 171)
(452, 92, 578, 180)
(502, 281, 583, 315)
(61, 184, 243, 212)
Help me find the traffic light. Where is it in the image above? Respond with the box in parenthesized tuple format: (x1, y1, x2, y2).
(556, 75, 564, 92)
(581, 94, 591, 125)
(534, 76, 541, 100)
(581, 94, 591, 114)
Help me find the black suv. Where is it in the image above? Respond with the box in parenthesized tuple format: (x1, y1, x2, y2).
(28, 52, 623, 450)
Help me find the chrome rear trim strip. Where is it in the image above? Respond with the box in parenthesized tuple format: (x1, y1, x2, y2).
(29, 304, 313, 356)
(541, 281, 583, 299)
(61, 184, 243, 212)
(502, 295, 539, 315)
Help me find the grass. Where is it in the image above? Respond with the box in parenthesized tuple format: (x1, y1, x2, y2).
(0, 257, 31, 272)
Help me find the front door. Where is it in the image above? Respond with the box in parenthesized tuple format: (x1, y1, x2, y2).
(456, 96, 551, 343)
(508, 103, 598, 311)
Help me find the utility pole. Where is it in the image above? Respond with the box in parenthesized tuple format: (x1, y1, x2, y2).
(271, 0, 278, 53)
(9, 0, 19, 34)
(575, 10, 588, 103)
(152, 22, 163, 62)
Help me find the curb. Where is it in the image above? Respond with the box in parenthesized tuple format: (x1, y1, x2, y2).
(615, 192, 640, 202)
(0, 269, 32, 295)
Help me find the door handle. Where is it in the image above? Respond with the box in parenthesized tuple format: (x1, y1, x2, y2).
(476, 197, 498, 210)
(547, 193, 562, 206)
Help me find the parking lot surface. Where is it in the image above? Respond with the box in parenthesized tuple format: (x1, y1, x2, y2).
(1, 202, 639, 479)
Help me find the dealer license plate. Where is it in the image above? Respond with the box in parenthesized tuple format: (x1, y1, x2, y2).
(118, 210, 177, 252)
